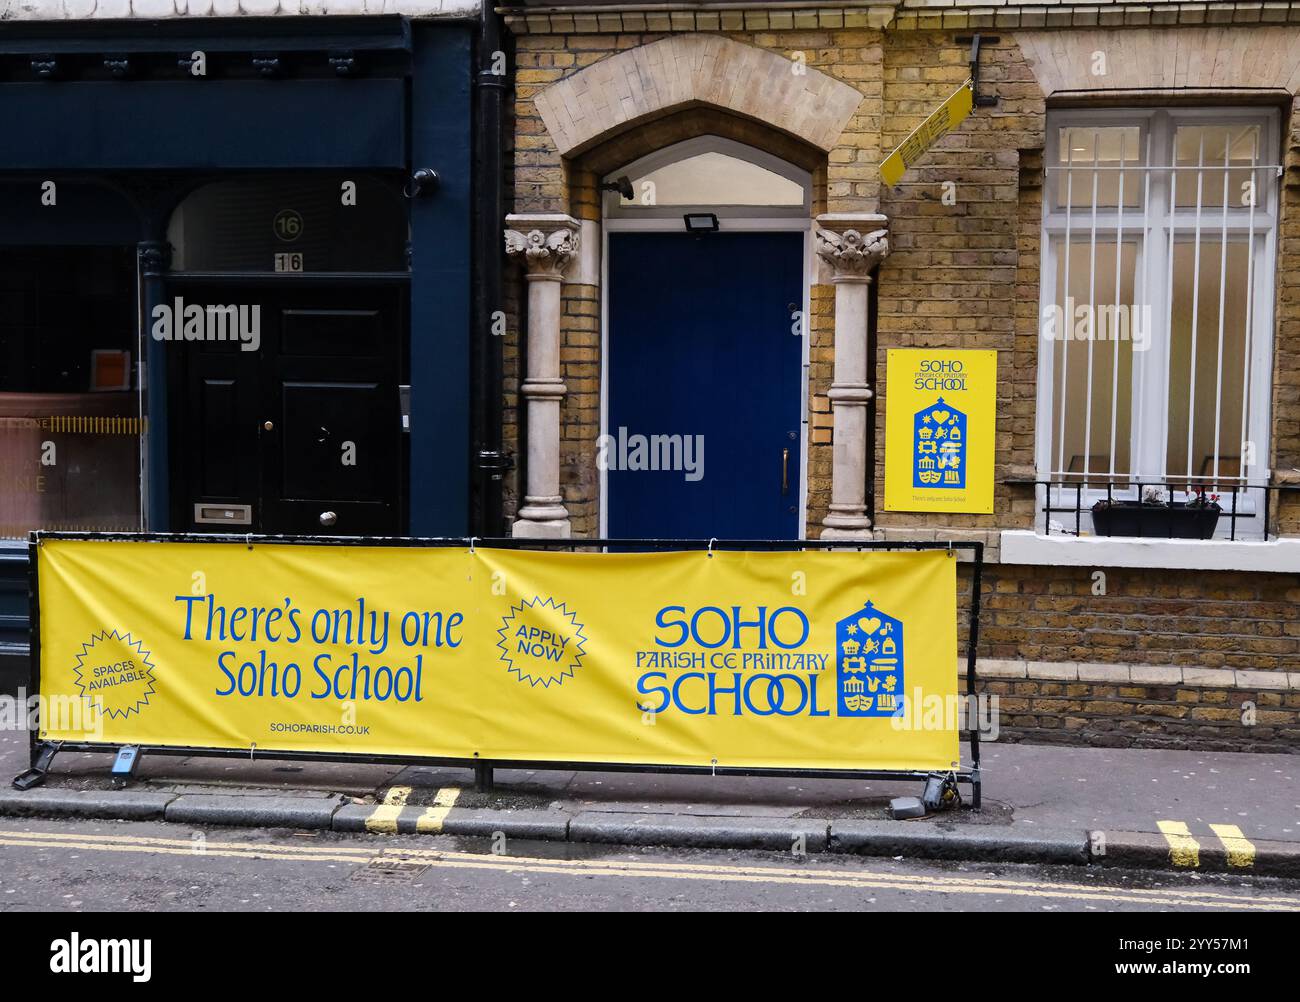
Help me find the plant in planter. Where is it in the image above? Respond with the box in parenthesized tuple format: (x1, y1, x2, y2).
(1091, 487, 1222, 539)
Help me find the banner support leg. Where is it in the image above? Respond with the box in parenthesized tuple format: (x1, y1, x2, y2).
(12, 741, 60, 791)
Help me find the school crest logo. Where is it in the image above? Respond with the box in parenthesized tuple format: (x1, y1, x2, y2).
(835, 602, 904, 717)
(913, 397, 967, 489)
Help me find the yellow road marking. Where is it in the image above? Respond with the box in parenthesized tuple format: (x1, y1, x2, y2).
(365, 785, 411, 834)
(0, 827, 1288, 905)
(1157, 820, 1200, 868)
(415, 787, 461, 834)
(0, 829, 1296, 911)
(0, 835, 371, 866)
(1210, 824, 1256, 868)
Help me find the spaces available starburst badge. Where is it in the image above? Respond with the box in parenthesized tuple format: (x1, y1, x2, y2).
(72, 630, 157, 720)
(496, 596, 587, 688)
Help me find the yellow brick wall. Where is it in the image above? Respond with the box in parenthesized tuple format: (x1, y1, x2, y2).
(877, 31, 1044, 531)
(504, 22, 1300, 539)
(501, 19, 1300, 748)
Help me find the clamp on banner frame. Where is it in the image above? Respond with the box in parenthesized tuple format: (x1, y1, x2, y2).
(19, 532, 984, 808)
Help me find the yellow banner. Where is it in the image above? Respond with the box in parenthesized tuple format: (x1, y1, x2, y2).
(36, 540, 959, 772)
(884, 349, 997, 513)
(879, 80, 974, 188)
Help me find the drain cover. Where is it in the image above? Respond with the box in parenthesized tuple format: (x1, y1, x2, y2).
(352, 857, 429, 882)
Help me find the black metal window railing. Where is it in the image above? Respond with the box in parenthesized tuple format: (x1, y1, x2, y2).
(1007, 478, 1299, 542)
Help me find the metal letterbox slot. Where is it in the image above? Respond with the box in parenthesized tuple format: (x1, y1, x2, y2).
(194, 503, 253, 525)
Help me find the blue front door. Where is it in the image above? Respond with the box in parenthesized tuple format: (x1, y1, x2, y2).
(607, 231, 803, 539)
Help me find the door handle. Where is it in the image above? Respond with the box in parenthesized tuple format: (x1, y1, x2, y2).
(319, 511, 338, 527)
(781, 448, 790, 495)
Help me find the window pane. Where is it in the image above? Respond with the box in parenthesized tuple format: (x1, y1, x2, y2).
(1055, 126, 1143, 210)
(1165, 238, 1250, 484)
(618, 151, 805, 208)
(0, 247, 142, 539)
(168, 176, 408, 272)
(1174, 125, 1261, 209)
(1048, 237, 1139, 479)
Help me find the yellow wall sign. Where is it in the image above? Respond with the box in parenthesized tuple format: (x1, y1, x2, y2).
(879, 80, 974, 188)
(36, 541, 960, 773)
(884, 349, 997, 514)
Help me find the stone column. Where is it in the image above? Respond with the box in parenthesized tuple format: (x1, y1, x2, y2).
(814, 213, 890, 539)
(504, 214, 580, 538)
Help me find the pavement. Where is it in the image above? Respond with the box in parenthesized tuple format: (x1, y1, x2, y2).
(1, 721, 1297, 878)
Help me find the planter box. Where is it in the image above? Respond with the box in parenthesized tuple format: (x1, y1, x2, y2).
(1090, 501, 1221, 540)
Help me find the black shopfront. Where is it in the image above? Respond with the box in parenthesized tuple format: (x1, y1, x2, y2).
(0, 15, 483, 657)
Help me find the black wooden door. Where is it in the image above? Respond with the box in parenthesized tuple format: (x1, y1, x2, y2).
(168, 281, 406, 536)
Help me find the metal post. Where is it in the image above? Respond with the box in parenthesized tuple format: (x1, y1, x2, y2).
(966, 542, 983, 810)
(474, 761, 494, 793)
(139, 240, 171, 530)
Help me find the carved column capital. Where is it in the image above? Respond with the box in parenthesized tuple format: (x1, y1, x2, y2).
(504, 213, 581, 280)
(815, 213, 890, 283)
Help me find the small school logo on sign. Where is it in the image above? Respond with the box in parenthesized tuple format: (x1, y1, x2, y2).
(913, 398, 967, 490)
(885, 349, 996, 514)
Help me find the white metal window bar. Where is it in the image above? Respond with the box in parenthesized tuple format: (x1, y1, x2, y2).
(1038, 108, 1280, 540)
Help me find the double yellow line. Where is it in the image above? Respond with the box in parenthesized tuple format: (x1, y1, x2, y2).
(1, 828, 1296, 910)
(1157, 821, 1258, 869)
(364, 786, 461, 834)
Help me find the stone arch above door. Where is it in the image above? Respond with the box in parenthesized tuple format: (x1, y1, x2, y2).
(533, 35, 865, 158)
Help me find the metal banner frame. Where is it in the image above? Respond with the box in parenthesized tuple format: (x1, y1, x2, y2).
(19, 532, 984, 806)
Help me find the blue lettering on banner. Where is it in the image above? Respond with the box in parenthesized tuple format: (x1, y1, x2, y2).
(653, 605, 809, 650)
(635, 670, 831, 717)
(638, 605, 835, 717)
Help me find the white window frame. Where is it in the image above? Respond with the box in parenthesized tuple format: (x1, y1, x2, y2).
(1036, 107, 1280, 540)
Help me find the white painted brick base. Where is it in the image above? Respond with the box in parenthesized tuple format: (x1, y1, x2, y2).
(963, 657, 1300, 691)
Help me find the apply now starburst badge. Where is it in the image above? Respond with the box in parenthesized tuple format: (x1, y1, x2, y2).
(72, 630, 157, 720)
(496, 596, 588, 688)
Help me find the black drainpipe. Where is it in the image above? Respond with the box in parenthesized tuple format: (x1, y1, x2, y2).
(866, 264, 879, 524)
(470, 4, 510, 536)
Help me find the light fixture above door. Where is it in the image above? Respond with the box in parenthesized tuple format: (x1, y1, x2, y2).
(682, 212, 719, 234)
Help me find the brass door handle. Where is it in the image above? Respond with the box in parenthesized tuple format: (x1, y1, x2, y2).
(782, 448, 790, 494)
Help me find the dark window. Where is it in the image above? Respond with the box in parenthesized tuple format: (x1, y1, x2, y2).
(168, 176, 408, 273)
(0, 247, 141, 539)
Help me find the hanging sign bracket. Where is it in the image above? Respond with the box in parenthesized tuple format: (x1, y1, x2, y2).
(955, 34, 1000, 108)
